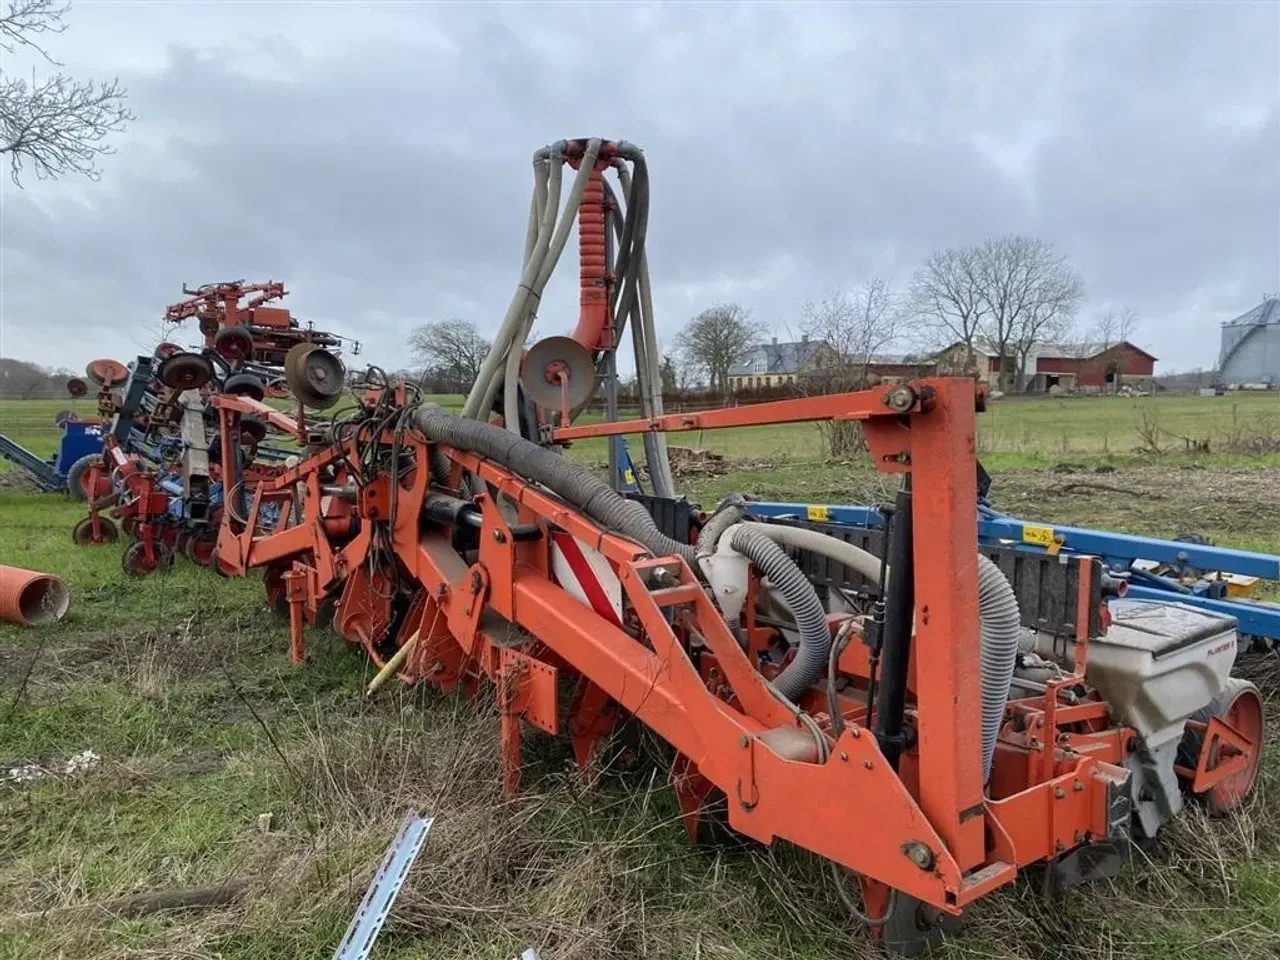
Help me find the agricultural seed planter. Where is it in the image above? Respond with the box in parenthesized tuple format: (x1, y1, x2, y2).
(196, 139, 1264, 955)
(208, 375, 1263, 955)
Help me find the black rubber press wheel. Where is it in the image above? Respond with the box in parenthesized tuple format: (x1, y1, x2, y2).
(121, 540, 175, 577)
(71, 516, 119, 546)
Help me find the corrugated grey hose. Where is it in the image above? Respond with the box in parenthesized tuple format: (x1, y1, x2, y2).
(414, 407, 697, 568)
(741, 521, 1021, 782)
(696, 497, 748, 558)
(726, 525, 832, 702)
(973, 553, 1021, 781)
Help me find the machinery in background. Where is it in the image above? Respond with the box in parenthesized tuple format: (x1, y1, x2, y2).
(66, 342, 300, 574)
(0, 357, 130, 495)
(163, 279, 359, 403)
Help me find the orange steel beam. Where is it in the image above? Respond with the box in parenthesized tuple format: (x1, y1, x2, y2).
(550, 387, 922, 441)
(905, 378, 985, 870)
(211, 393, 301, 439)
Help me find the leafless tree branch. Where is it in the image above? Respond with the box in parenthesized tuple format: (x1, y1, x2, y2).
(408, 319, 492, 391)
(795, 278, 903, 455)
(0, 0, 68, 63)
(907, 246, 989, 371)
(0, 0, 134, 185)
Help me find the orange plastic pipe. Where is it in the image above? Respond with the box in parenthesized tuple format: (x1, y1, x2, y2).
(0, 564, 70, 627)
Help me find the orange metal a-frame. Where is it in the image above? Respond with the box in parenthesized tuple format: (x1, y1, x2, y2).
(205, 376, 1163, 925)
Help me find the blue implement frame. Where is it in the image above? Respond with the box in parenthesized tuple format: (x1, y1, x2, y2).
(745, 499, 1280, 641)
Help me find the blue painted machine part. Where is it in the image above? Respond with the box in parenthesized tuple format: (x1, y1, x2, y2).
(745, 499, 1280, 640)
(158, 474, 185, 497)
(1, 418, 108, 492)
(746, 501, 1280, 581)
(614, 436, 642, 495)
(55, 421, 106, 476)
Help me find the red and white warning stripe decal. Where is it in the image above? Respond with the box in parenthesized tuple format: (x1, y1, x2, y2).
(550, 530, 623, 626)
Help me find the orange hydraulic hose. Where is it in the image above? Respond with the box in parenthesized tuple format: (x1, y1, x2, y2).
(0, 564, 71, 627)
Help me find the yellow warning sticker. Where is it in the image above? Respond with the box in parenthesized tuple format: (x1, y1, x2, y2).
(1022, 524, 1056, 548)
(806, 505, 830, 522)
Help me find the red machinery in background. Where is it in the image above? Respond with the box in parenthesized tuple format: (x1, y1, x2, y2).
(163, 280, 359, 404)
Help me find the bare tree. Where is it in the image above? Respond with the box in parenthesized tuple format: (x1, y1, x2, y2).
(408, 319, 491, 391)
(908, 246, 988, 370)
(0, 357, 56, 398)
(799, 278, 902, 387)
(1007, 264, 1085, 390)
(0, 1, 134, 186)
(1090, 306, 1140, 349)
(973, 235, 1084, 392)
(796, 278, 903, 455)
(675, 303, 764, 397)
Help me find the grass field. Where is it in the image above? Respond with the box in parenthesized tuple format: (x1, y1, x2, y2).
(2, 392, 1280, 959)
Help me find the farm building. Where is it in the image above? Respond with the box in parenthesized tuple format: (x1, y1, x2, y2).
(728, 337, 934, 391)
(728, 337, 832, 391)
(934, 340, 1158, 393)
(1218, 297, 1280, 387)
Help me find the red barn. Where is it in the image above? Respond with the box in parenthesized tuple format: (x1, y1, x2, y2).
(934, 340, 1158, 393)
(1031, 341, 1158, 392)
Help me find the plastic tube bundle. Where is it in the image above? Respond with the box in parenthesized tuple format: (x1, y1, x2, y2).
(460, 140, 676, 499)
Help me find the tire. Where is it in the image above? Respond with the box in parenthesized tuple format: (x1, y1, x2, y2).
(72, 516, 119, 545)
(1177, 677, 1264, 815)
(65, 455, 104, 502)
(215, 326, 255, 363)
(122, 540, 175, 577)
(224, 373, 267, 402)
(185, 535, 216, 567)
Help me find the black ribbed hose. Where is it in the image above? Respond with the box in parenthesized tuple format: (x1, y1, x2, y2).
(413, 407, 696, 567)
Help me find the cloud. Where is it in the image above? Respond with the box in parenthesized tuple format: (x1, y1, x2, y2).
(1, 1, 1276, 375)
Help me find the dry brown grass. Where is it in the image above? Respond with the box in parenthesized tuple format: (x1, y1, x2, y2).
(4, 506, 1280, 959)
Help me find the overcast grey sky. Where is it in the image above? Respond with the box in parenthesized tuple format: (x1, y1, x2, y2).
(1, 1, 1277, 375)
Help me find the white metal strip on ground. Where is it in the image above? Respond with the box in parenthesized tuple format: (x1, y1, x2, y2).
(333, 811, 435, 960)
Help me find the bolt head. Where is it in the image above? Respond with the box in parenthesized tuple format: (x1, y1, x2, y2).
(901, 841, 935, 870)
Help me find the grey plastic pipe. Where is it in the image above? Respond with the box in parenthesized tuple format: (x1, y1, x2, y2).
(696, 497, 748, 557)
(463, 147, 564, 419)
(742, 521, 1020, 782)
(725, 525, 831, 702)
(500, 139, 604, 435)
(613, 160, 675, 497)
